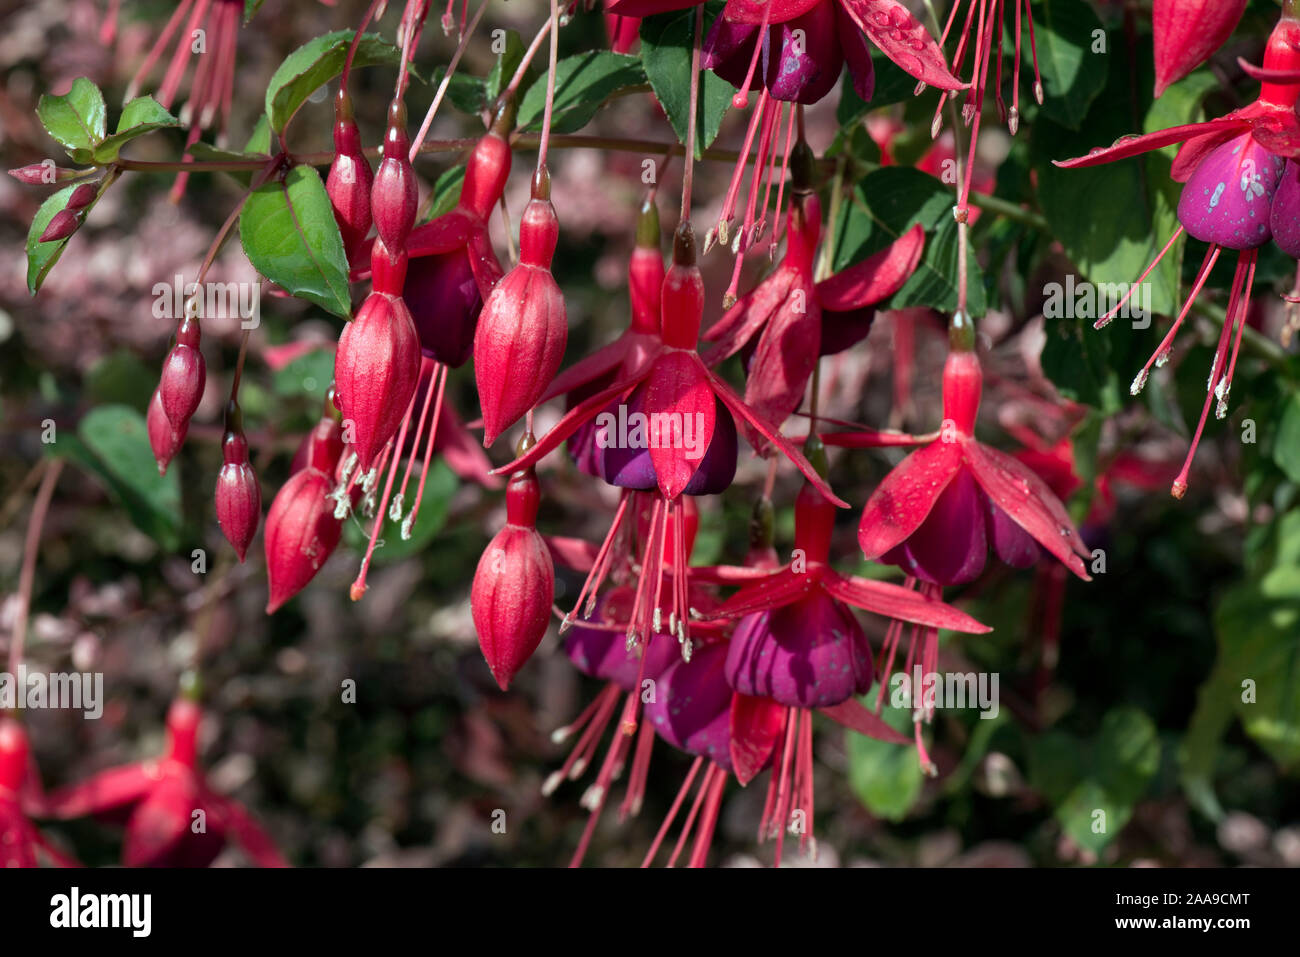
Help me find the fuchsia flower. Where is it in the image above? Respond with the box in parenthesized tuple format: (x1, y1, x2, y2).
(327, 89, 375, 267)
(1153, 0, 1248, 98)
(846, 342, 1093, 583)
(471, 458, 555, 690)
(0, 718, 78, 868)
(46, 699, 286, 868)
(1055, 8, 1300, 497)
(703, 143, 925, 439)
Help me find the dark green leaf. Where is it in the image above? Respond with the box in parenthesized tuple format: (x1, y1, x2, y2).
(421, 165, 466, 223)
(846, 691, 924, 821)
(640, 4, 735, 158)
(265, 31, 405, 134)
(239, 164, 351, 318)
(1029, 0, 1107, 129)
(518, 52, 647, 134)
(56, 405, 182, 549)
(26, 184, 79, 295)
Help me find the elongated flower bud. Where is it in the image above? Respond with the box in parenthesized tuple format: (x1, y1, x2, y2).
(8, 162, 78, 185)
(65, 182, 97, 210)
(326, 89, 375, 265)
(159, 312, 205, 433)
(371, 100, 418, 256)
(471, 461, 554, 690)
(334, 291, 421, 472)
(474, 170, 567, 446)
(215, 401, 260, 562)
(39, 208, 80, 243)
(147, 387, 184, 475)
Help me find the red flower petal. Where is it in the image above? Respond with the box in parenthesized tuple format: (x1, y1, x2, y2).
(729, 694, 786, 786)
(1153, 0, 1246, 98)
(818, 698, 909, 745)
(724, 0, 820, 24)
(545, 535, 600, 572)
(742, 277, 821, 443)
(962, 439, 1091, 580)
(700, 267, 795, 360)
(1053, 118, 1248, 168)
(838, 0, 967, 91)
(857, 439, 962, 560)
(822, 569, 991, 633)
(45, 763, 154, 819)
(816, 224, 924, 311)
(212, 795, 289, 867)
(645, 350, 717, 499)
(711, 566, 822, 618)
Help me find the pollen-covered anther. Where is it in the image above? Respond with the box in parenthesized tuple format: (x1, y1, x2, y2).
(1130, 368, 1150, 395)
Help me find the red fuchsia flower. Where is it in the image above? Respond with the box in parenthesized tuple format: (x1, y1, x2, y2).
(1054, 8, 1300, 497)
(46, 698, 287, 868)
(846, 336, 1093, 585)
(474, 166, 568, 448)
(703, 142, 926, 437)
(0, 717, 79, 867)
(326, 89, 375, 268)
(497, 221, 846, 660)
(214, 399, 260, 562)
(1152, 0, 1247, 98)
(471, 454, 555, 690)
(264, 401, 346, 614)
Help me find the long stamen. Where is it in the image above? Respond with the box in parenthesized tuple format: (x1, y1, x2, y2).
(1024, 0, 1044, 103)
(125, 0, 194, 103)
(666, 762, 716, 867)
(711, 89, 769, 251)
(1096, 226, 1185, 328)
(1130, 243, 1221, 395)
(350, 387, 421, 600)
(400, 362, 448, 539)
(641, 756, 704, 867)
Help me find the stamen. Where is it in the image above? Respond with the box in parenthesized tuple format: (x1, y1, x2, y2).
(1095, 226, 1185, 328)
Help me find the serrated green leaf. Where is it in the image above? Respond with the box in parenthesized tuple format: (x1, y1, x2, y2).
(265, 31, 405, 134)
(640, 4, 735, 158)
(56, 405, 182, 549)
(93, 95, 181, 163)
(239, 164, 351, 318)
(518, 51, 647, 134)
(37, 78, 107, 163)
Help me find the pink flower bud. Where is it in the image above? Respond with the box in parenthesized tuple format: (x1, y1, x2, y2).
(147, 387, 184, 475)
(65, 182, 97, 210)
(8, 162, 74, 185)
(215, 403, 260, 562)
(474, 181, 567, 446)
(326, 90, 374, 265)
(471, 467, 554, 690)
(334, 291, 422, 472)
(159, 315, 205, 433)
(38, 208, 80, 243)
(264, 465, 343, 614)
(371, 101, 418, 254)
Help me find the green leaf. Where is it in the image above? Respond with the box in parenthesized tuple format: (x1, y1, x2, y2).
(1028, 707, 1159, 853)
(1273, 392, 1300, 483)
(37, 78, 107, 163)
(428, 67, 490, 116)
(518, 51, 646, 134)
(343, 461, 458, 563)
(265, 31, 405, 134)
(1029, 0, 1107, 129)
(239, 164, 352, 318)
(26, 184, 80, 295)
(640, 4, 736, 158)
(831, 167, 985, 315)
(421, 165, 466, 223)
(93, 96, 181, 163)
(486, 30, 525, 101)
(56, 405, 182, 549)
(845, 693, 924, 821)
(272, 348, 335, 402)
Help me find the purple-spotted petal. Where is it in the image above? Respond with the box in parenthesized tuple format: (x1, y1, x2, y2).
(764, 2, 842, 104)
(1270, 160, 1300, 259)
(1177, 133, 1285, 250)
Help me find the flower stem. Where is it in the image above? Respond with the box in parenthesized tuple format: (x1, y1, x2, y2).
(410, 0, 490, 162)
(680, 4, 704, 223)
(536, 0, 561, 174)
(8, 459, 63, 678)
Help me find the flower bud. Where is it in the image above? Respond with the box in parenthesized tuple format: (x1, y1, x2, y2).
(371, 100, 418, 254)
(215, 401, 261, 562)
(8, 162, 77, 185)
(471, 466, 554, 689)
(38, 208, 80, 243)
(65, 182, 97, 211)
(159, 314, 205, 434)
(334, 291, 422, 471)
(264, 464, 343, 614)
(147, 387, 185, 475)
(326, 90, 375, 265)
